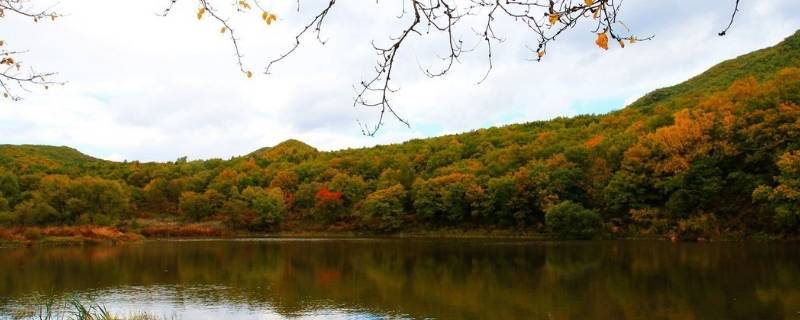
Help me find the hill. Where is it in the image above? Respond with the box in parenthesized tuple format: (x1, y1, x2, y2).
(249, 139, 318, 162)
(0, 145, 103, 170)
(1, 30, 800, 240)
(629, 30, 800, 112)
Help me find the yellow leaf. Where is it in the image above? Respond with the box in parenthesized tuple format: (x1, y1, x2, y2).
(584, 0, 593, 5)
(220, 26, 227, 33)
(548, 13, 559, 25)
(629, 36, 637, 44)
(618, 39, 625, 48)
(197, 7, 205, 20)
(262, 11, 269, 20)
(537, 50, 545, 58)
(593, 6, 601, 19)
(595, 33, 609, 50)
(246, 71, 253, 78)
(239, 1, 251, 10)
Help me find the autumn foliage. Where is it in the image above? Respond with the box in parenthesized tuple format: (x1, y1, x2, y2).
(1, 33, 800, 240)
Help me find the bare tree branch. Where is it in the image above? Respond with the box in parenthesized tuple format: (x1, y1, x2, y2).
(158, 0, 743, 135)
(718, 0, 740, 36)
(0, 0, 62, 101)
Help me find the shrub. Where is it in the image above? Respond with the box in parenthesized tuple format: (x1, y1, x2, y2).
(545, 201, 602, 240)
(676, 212, 719, 240)
(774, 206, 800, 233)
(629, 207, 671, 235)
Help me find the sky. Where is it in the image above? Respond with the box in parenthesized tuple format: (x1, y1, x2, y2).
(1, 0, 799, 162)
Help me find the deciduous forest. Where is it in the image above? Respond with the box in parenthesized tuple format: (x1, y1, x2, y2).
(1, 31, 799, 241)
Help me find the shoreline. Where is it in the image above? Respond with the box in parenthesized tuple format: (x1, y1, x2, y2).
(0, 226, 791, 248)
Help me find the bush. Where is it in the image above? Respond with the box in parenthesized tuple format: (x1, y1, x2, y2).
(545, 201, 602, 239)
(676, 212, 719, 240)
(774, 206, 800, 233)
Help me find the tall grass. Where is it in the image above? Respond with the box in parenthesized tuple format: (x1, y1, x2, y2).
(23, 297, 173, 320)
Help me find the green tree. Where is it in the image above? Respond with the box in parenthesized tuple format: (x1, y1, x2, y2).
(329, 173, 368, 209)
(545, 201, 603, 240)
(0, 169, 20, 204)
(360, 184, 407, 231)
(180, 191, 214, 221)
(242, 186, 286, 230)
(413, 173, 484, 224)
(753, 150, 800, 233)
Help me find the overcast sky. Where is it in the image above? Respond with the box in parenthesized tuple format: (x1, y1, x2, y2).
(2, 1, 799, 162)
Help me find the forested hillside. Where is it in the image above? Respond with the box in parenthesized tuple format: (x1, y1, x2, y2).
(1, 31, 800, 240)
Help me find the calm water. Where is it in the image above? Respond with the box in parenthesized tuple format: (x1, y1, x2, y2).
(1, 239, 799, 319)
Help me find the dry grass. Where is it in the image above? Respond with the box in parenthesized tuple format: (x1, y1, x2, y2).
(0, 226, 142, 245)
(140, 223, 224, 238)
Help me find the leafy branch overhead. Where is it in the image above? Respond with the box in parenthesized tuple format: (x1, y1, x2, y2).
(3, 0, 742, 134)
(161, 0, 743, 136)
(0, 0, 63, 101)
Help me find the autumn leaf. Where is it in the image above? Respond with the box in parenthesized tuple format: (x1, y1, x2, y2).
(262, 11, 277, 25)
(595, 33, 609, 50)
(618, 39, 625, 48)
(548, 13, 559, 25)
(593, 6, 601, 19)
(0, 40, 4, 46)
(197, 7, 205, 20)
(239, 1, 252, 10)
(584, 0, 593, 6)
(537, 50, 545, 58)
(220, 26, 227, 33)
(246, 71, 253, 78)
(629, 36, 637, 44)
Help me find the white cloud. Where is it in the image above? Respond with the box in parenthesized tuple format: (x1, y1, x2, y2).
(2, 0, 799, 161)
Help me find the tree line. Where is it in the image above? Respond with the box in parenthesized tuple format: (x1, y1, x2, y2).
(1, 36, 799, 239)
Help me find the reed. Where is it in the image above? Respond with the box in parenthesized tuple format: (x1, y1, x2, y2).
(24, 297, 173, 320)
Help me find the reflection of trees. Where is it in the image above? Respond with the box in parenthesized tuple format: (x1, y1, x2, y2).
(0, 241, 798, 319)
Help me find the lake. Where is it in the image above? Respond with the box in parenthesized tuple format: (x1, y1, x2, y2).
(1, 239, 799, 319)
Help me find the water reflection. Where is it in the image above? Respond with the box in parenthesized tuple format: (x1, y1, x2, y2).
(1, 239, 799, 319)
